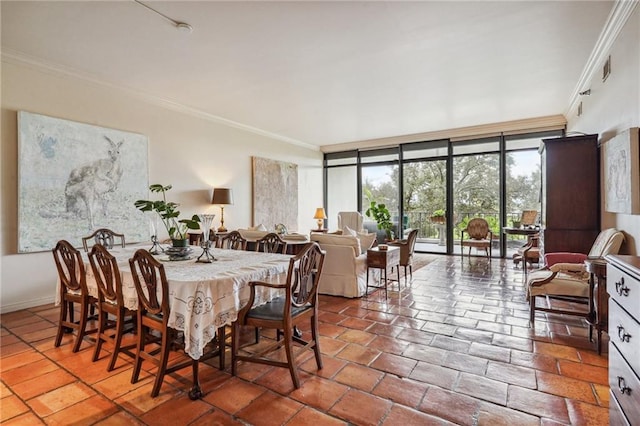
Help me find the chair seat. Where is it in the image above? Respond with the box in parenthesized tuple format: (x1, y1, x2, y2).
(462, 239, 491, 247)
(527, 270, 589, 298)
(232, 242, 325, 389)
(247, 297, 311, 321)
(67, 288, 83, 297)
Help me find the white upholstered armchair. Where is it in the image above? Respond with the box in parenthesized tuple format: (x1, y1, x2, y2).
(337, 211, 365, 233)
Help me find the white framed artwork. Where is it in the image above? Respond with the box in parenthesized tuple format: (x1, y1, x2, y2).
(603, 127, 640, 214)
(18, 111, 149, 252)
(251, 156, 298, 231)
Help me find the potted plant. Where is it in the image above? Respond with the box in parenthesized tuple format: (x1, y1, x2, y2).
(365, 200, 394, 241)
(135, 184, 200, 247)
(430, 209, 446, 224)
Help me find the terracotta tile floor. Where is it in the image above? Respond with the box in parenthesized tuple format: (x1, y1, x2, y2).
(1, 256, 610, 425)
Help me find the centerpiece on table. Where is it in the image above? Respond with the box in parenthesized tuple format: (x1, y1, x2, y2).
(135, 184, 201, 258)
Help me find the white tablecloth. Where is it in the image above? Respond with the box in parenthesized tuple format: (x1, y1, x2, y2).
(57, 244, 291, 358)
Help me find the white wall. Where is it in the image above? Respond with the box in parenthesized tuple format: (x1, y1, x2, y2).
(567, 6, 640, 255)
(0, 59, 323, 312)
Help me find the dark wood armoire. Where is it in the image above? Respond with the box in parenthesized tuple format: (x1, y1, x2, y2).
(539, 133, 600, 256)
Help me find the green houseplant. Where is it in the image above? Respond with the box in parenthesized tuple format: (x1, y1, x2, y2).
(365, 200, 394, 241)
(135, 184, 200, 246)
(430, 209, 446, 224)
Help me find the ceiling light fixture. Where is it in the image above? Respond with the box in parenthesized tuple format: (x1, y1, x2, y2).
(133, 0, 193, 33)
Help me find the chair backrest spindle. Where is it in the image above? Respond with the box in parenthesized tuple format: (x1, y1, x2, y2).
(129, 249, 169, 318)
(255, 232, 287, 254)
(82, 228, 126, 252)
(89, 243, 123, 306)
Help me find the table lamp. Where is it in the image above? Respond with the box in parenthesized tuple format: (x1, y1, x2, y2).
(212, 188, 233, 232)
(313, 207, 327, 230)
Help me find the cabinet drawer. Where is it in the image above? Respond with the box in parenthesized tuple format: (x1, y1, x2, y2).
(609, 344, 640, 424)
(607, 264, 640, 317)
(609, 389, 631, 426)
(609, 301, 640, 373)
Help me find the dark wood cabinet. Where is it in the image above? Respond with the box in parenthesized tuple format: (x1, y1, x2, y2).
(539, 134, 600, 256)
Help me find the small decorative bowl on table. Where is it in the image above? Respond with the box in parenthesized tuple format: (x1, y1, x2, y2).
(165, 246, 193, 261)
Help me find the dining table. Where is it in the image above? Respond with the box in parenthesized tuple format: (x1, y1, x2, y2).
(56, 242, 293, 398)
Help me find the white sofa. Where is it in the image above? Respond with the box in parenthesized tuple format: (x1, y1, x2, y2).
(310, 233, 377, 298)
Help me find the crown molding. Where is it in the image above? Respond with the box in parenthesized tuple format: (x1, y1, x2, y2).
(566, 0, 639, 116)
(321, 115, 566, 153)
(1, 49, 319, 152)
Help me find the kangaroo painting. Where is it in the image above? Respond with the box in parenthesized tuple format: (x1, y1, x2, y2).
(18, 111, 148, 253)
(64, 136, 124, 230)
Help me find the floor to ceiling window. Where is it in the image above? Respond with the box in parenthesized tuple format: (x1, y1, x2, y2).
(452, 137, 501, 256)
(502, 133, 556, 259)
(360, 148, 399, 239)
(325, 151, 358, 230)
(323, 129, 563, 256)
(401, 141, 448, 253)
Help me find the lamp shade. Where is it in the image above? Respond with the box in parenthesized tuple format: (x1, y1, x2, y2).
(211, 188, 233, 205)
(313, 207, 327, 220)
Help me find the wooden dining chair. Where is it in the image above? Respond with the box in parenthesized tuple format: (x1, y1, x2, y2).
(191, 232, 220, 248)
(218, 230, 247, 250)
(188, 232, 202, 246)
(88, 243, 136, 371)
(52, 239, 98, 353)
(251, 232, 288, 342)
(231, 242, 326, 389)
(129, 249, 225, 398)
(82, 228, 125, 252)
(254, 232, 287, 254)
(389, 228, 419, 284)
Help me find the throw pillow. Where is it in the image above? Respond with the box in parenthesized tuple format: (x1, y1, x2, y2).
(357, 232, 376, 252)
(343, 226, 357, 236)
(250, 224, 268, 231)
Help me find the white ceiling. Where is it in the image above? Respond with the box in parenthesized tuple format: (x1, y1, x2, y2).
(1, 1, 614, 149)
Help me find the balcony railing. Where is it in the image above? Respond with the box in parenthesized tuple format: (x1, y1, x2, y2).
(399, 211, 527, 241)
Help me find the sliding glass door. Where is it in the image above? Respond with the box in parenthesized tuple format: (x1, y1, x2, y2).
(359, 149, 399, 239)
(402, 141, 448, 253)
(452, 138, 500, 256)
(503, 134, 546, 258)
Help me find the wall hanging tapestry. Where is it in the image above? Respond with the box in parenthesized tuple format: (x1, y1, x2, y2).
(603, 127, 640, 214)
(252, 156, 298, 231)
(18, 111, 149, 252)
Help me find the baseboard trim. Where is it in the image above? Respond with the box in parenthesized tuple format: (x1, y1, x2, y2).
(0, 295, 56, 314)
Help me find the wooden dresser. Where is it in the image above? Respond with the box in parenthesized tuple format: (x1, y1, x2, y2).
(604, 255, 640, 426)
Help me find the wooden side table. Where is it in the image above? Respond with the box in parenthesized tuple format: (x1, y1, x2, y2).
(366, 246, 400, 299)
(584, 257, 608, 354)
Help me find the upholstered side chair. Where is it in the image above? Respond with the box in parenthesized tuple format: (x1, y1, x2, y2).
(527, 228, 625, 337)
(460, 218, 493, 258)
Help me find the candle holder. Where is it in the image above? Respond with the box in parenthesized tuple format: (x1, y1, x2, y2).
(148, 214, 164, 255)
(196, 213, 216, 263)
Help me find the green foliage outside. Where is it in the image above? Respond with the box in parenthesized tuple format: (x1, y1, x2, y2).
(361, 151, 540, 241)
